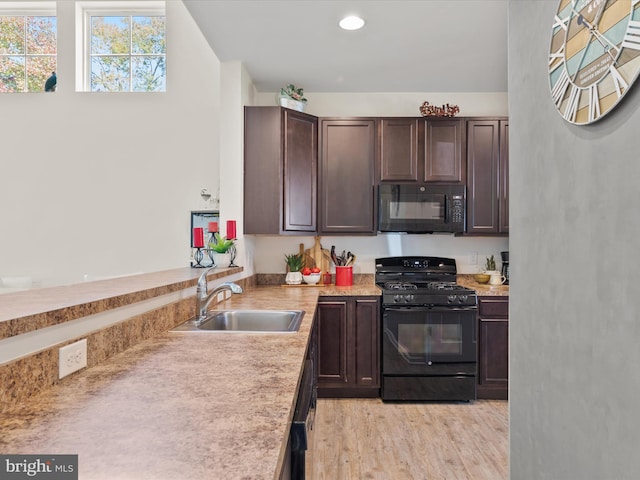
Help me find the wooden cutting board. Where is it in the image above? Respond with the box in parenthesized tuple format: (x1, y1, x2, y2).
(298, 243, 315, 271)
(304, 236, 331, 273)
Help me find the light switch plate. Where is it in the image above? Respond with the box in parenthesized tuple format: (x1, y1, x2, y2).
(59, 339, 87, 379)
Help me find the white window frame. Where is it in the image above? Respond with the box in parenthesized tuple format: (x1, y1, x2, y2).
(0, 1, 57, 93)
(75, 1, 165, 92)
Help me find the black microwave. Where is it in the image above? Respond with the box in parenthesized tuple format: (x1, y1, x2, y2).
(378, 184, 466, 233)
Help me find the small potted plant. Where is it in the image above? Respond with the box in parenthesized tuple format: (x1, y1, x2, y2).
(484, 255, 497, 274)
(209, 233, 235, 267)
(284, 253, 305, 284)
(278, 83, 308, 112)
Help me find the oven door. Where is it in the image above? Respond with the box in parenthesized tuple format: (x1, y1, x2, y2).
(382, 306, 477, 375)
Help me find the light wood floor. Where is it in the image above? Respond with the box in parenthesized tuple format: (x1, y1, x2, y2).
(309, 398, 508, 480)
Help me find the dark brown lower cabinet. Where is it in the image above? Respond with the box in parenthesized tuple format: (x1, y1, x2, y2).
(316, 296, 380, 397)
(477, 296, 509, 400)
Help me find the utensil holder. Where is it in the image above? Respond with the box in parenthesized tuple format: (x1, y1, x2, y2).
(335, 266, 353, 286)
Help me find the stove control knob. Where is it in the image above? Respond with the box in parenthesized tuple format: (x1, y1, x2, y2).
(404, 294, 414, 302)
(459, 294, 468, 303)
(394, 294, 402, 303)
(447, 295, 456, 303)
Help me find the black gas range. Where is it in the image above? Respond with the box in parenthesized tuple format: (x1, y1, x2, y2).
(376, 256, 478, 402)
(376, 256, 477, 308)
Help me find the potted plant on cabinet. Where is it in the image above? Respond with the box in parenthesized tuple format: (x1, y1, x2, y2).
(278, 84, 307, 112)
(284, 253, 305, 284)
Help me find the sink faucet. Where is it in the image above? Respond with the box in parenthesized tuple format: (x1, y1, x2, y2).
(195, 268, 242, 325)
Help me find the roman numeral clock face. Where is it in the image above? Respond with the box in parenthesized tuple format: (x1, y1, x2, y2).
(549, 0, 640, 124)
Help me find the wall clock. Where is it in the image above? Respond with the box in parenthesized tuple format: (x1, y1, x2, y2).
(549, 0, 640, 124)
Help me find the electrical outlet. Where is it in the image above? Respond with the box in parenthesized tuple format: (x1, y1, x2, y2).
(59, 339, 87, 379)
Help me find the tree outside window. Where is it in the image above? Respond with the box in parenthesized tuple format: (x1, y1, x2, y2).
(90, 15, 165, 92)
(0, 14, 57, 93)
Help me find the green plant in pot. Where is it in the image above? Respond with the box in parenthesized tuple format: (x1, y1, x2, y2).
(209, 233, 234, 266)
(284, 253, 305, 285)
(278, 84, 307, 112)
(484, 255, 497, 273)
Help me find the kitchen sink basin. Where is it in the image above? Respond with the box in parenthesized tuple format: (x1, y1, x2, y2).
(171, 310, 304, 333)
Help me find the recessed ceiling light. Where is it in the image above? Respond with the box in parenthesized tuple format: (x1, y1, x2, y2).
(339, 15, 365, 31)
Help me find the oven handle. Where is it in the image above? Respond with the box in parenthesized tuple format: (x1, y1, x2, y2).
(382, 305, 478, 313)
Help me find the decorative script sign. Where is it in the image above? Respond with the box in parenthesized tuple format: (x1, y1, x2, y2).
(419, 102, 460, 117)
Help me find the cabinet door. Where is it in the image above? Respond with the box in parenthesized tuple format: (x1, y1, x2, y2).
(499, 120, 509, 233)
(319, 119, 376, 234)
(244, 107, 317, 235)
(466, 119, 500, 234)
(423, 119, 465, 183)
(379, 118, 419, 182)
(244, 107, 283, 234)
(352, 298, 380, 387)
(316, 299, 348, 386)
(477, 297, 508, 400)
(283, 110, 317, 232)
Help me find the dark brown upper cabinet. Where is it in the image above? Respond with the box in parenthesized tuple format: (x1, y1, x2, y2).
(244, 106, 317, 235)
(319, 118, 376, 235)
(378, 118, 419, 182)
(422, 118, 466, 183)
(466, 118, 509, 235)
(378, 118, 465, 184)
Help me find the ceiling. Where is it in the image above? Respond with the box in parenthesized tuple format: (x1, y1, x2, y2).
(182, 0, 509, 94)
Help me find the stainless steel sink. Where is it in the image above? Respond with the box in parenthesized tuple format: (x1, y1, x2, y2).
(171, 310, 304, 333)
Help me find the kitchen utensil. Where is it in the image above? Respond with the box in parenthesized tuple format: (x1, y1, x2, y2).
(330, 245, 339, 266)
(331, 245, 356, 267)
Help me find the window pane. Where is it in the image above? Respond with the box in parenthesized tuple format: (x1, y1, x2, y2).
(91, 56, 129, 92)
(27, 56, 56, 92)
(0, 56, 25, 92)
(132, 55, 165, 91)
(27, 16, 56, 54)
(91, 16, 130, 54)
(132, 16, 165, 54)
(0, 16, 25, 54)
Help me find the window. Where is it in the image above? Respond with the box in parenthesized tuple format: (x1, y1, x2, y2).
(0, 2, 57, 93)
(77, 1, 165, 92)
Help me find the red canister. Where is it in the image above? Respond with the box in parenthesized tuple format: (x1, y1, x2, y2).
(335, 266, 353, 286)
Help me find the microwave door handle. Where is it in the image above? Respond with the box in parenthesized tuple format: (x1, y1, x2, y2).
(443, 195, 449, 224)
(392, 185, 400, 216)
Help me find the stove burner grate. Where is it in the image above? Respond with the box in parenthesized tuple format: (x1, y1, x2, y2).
(425, 281, 463, 291)
(384, 281, 418, 291)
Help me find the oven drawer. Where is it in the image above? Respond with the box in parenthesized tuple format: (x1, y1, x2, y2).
(382, 375, 476, 401)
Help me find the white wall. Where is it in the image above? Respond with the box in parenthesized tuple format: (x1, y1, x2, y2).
(0, 1, 221, 287)
(510, 2, 640, 478)
(253, 234, 508, 275)
(257, 91, 508, 118)
(0, 2, 509, 287)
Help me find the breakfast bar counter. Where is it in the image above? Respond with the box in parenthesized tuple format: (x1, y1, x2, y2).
(0, 285, 329, 480)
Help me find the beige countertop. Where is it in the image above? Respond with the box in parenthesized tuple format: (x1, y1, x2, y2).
(457, 275, 510, 297)
(0, 267, 244, 339)
(0, 283, 380, 480)
(0, 274, 503, 479)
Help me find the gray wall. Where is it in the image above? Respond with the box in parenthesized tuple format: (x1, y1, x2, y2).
(509, 2, 640, 478)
